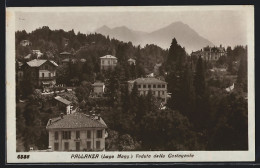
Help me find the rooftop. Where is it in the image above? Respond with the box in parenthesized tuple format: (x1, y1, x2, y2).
(60, 51, 72, 55)
(54, 96, 71, 105)
(46, 112, 107, 129)
(128, 77, 167, 84)
(92, 82, 105, 86)
(100, 55, 117, 59)
(128, 58, 136, 62)
(26, 59, 58, 67)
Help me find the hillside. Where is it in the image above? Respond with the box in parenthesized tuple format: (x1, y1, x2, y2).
(15, 26, 168, 73)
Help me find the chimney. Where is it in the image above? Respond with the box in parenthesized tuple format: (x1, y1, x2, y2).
(98, 114, 101, 121)
(60, 113, 64, 119)
(49, 119, 52, 125)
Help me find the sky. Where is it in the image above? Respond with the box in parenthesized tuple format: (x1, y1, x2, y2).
(15, 7, 249, 47)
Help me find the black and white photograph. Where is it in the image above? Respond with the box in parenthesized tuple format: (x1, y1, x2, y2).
(6, 6, 255, 162)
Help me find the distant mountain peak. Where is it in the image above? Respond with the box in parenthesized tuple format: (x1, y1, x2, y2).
(97, 25, 110, 30)
(95, 22, 214, 53)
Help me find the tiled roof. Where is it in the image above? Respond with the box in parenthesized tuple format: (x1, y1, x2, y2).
(80, 59, 86, 62)
(24, 54, 32, 59)
(128, 77, 167, 84)
(26, 59, 58, 67)
(54, 96, 71, 105)
(49, 60, 58, 66)
(46, 112, 107, 129)
(60, 51, 71, 55)
(100, 55, 117, 59)
(128, 58, 135, 62)
(92, 82, 105, 86)
(62, 58, 77, 64)
(62, 58, 70, 62)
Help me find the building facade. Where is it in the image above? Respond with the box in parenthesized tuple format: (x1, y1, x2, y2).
(54, 96, 73, 115)
(191, 45, 226, 61)
(127, 58, 136, 65)
(46, 113, 107, 151)
(100, 55, 117, 71)
(128, 77, 168, 103)
(92, 82, 105, 97)
(20, 40, 31, 47)
(22, 59, 58, 89)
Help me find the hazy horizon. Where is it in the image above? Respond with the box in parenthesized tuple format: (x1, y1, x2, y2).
(15, 9, 248, 48)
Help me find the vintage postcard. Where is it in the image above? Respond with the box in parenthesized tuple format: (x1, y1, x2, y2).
(6, 6, 255, 163)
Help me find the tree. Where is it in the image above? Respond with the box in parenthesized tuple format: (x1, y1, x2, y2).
(208, 93, 248, 150)
(194, 56, 206, 97)
(106, 70, 120, 104)
(177, 64, 196, 118)
(16, 106, 25, 138)
(193, 56, 210, 130)
(140, 109, 201, 151)
(75, 81, 92, 102)
(118, 134, 141, 151)
(236, 47, 247, 92)
(56, 65, 70, 85)
(166, 38, 187, 72)
(20, 79, 35, 98)
(23, 103, 41, 150)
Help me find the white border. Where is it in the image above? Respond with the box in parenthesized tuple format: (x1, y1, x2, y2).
(6, 6, 255, 163)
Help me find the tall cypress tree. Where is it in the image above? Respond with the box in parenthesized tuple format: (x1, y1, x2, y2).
(166, 38, 186, 72)
(178, 64, 195, 118)
(194, 56, 206, 97)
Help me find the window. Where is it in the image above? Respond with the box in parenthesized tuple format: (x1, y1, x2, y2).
(62, 131, 71, 139)
(96, 141, 101, 150)
(148, 85, 151, 88)
(76, 131, 80, 139)
(54, 132, 59, 140)
(97, 130, 102, 138)
(87, 141, 91, 150)
(87, 130, 91, 139)
(158, 91, 160, 96)
(54, 143, 59, 151)
(158, 85, 161, 88)
(138, 85, 141, 88)
(102, 60, 104, 64)
(108, 60, 110, 65)
(49, 73, 51, 78)
(162, 91, 164, 95)
(76, 142, 80, 151)
(143, 84, 146, 88)
(162, 84, 165, 88)
(42, 73, 44, 78)
(45, 65, 48, 70)
(153, 91, 155, 95)
(64, 142, 69, 151)
(153, 85, 156, 88)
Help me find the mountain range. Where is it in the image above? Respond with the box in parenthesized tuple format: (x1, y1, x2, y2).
(95, 21, 214, 53)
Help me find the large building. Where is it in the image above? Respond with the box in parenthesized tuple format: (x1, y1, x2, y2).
(92, 82, 105, 97)
(20, 40, 31, 47)
(100, 55, 117, 71)
(128, 77, 167, 103)
(46, 113, 107, 151)
(54, 96, 73, 115)
(191, 45, 226, 61)
(127, 58, 136, 65)
(21, 59, 58, 89)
